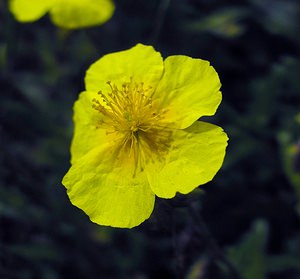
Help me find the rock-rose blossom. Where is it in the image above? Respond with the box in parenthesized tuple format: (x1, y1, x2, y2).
(9, 0, 114, 29)
(62, 44, 228, 228)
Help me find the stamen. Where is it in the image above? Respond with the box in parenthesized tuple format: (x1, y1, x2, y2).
(91, 78, 172, 172)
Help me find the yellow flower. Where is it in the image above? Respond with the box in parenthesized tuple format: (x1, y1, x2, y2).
(62, 44, 228, 228)
(9, 0, 114, 29)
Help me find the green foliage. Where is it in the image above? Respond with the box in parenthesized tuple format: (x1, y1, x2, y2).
(1, 0, 300, 278)
(227, 220, 268, 279)
(184, 8, 248, 38)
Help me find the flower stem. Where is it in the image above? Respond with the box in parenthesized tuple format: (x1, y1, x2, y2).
(149, 0, 171, 43)
(171, 209, 184, 279)
(189, 203, 242, 279)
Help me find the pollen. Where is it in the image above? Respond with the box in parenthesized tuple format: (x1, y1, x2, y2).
(92, 78, 171, 166)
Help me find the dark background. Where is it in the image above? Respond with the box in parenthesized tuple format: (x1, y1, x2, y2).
(1, 0, 300, 278)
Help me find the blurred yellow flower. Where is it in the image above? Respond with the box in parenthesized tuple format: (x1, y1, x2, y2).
(9, 0, 114, 29)
(62, 44, 228, 228)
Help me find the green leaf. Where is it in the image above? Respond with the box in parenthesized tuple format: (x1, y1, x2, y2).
(227, 220, 268, 279)
(185, 8, 248, 38)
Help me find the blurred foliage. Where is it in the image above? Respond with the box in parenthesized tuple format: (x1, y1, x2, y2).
(1, 0, 300, 278)
(227, 220, 268, 279)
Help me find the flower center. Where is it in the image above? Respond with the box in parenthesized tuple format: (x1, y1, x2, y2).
(92, 78, 171, 170)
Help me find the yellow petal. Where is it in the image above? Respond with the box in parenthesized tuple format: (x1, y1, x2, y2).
(85, 44, 164, 93)
(50, 0, 114, 29)
(146, 121, 228, 198)
(62, 146, 155, 228)
(70, 91, 109, 164)
(155, 56, 222, 129)
(9, 0, 53, 22)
